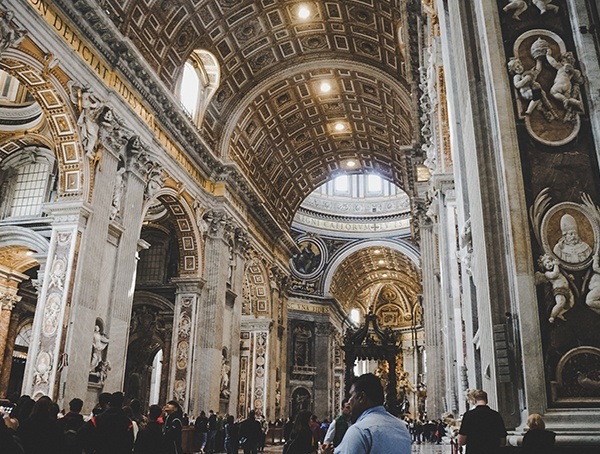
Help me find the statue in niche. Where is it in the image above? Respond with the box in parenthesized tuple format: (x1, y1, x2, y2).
(110, 166, 126, 221)
(0, 10, 26, 56)
(502, 0, 528, 20)
(220, 359, 231, 398)
(535, 254, 574, 323)
(90, 323, 110, 372)
(533, 0, 559, 15)
(553, 214, 592, 264)
(89, 360, 111, 384)
(293, 325, 312, 367)
(507, 57, 556, 120)
(459, 218, 474, 276)
(545, 49, 584, 121)
(70, 83, 100, 158)
(585, 253, 600, 316)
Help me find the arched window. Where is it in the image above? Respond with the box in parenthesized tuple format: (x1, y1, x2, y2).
(179, 50, 220, 125)
(0, 147, 56, 220)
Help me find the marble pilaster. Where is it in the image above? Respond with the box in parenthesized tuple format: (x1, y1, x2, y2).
(0, 308, 22, 395)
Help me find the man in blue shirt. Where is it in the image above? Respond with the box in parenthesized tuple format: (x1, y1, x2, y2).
(323, 373, 411, 454)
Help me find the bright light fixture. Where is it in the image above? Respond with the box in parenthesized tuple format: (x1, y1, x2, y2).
(382, 273, 388, 278)
(378, 260, 385, 265)
(298, 5, 311, 19)
(320, 82, 331, 93)
(334, 122, 345, 131)
(346, 160, 356, 168)
(374, 249, 381, 255)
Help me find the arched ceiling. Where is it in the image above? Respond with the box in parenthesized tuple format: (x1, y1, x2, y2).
(102, 0, 422, 228)
(330, 246, 421, 308)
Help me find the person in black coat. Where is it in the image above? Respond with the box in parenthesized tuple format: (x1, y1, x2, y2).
(522, 413, 555, 454)
(16, 395, 61, 454)
(224, 414, 239, 454)
(162, 400, 183, 454)
(283, 410, 316, 454)
(91, 391, 134, 454)
(134, 405, 163, 454)
(56, 398, 85, 454)
(239, 410, 262, 454)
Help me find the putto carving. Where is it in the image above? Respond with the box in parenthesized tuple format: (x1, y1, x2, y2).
(502, 0, 558, 20)
(535, 254, 575, 323)
(509, 31, 585, 146)
(0, 10, 26, 56)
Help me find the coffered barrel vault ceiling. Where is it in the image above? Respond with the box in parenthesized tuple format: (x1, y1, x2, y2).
(103, 0, 421, 227)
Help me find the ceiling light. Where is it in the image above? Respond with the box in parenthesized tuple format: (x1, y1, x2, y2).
(334, 122, 345, 131)
(378, 260, 385, 265)
(346, 160, 356, 168)
(374, 249, 381, 255)
(320, 82, 331, 93)
(298, 5, 311, 19)
(382, 273, 388, 278)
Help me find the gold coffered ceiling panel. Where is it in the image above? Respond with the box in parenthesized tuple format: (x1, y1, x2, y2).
(103, 0, 419, 227)
(330, 246, 421, 308)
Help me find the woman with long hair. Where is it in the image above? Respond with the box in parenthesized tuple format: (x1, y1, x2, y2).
(283, 410, 316, 454)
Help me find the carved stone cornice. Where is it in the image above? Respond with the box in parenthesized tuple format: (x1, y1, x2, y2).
(171, 276, 206, 295)
(241, 316, 273, 333)
(43, 200, 91, 225)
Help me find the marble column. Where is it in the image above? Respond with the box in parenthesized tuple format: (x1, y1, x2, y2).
(0, 272, 24, 374)
(239, 318, 272, 418)
(22, 202, 85, 400)
(192, 210, 235, 413)
(420, 220, 445, 418)
(169, 277, 204, 412)
(0, 308, 22, 396)
(314, 321, 331, 419)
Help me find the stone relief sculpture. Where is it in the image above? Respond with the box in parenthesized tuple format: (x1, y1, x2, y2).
(459, 218, 473, 276)
(220, 351, 231, 399)
(553, 213, 592, 264)
(532, 0, 559, 15)
(535, 254, 575, 323)
(110, 166, 126, 221)
(584, 253, 600, 316)
(510, 33, 585, 146)
(503, 0, 528, 20)
(0, 10, 26, 56)
(507, 57, 555, 120)
(69, 82, 102, 158)
(545, 49, 584, 120)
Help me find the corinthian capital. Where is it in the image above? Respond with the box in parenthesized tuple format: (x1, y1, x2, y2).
(0, 291, 21, 311)
(202, 209, 236, 240)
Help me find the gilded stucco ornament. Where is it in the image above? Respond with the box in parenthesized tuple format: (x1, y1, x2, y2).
(509, 31, 584, 146)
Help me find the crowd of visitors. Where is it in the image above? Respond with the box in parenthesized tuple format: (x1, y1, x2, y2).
(0, 375, 556, 454)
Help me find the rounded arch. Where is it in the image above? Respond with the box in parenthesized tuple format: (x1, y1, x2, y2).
(0, 52, 86, 200)
(178, 49, 221, 126)
(140, 187, 203, 278)
(322, 238, 420, 296)
(242, 256, 273, 317)
(0, 225, 50, 254)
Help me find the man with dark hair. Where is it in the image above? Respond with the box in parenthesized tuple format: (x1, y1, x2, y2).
(324, 373, 411, 454)
(458, 389, 508, 454)
(458, 390, 507, 454)
(57, 398, 85, 454)
(322, 399, 352, 450)
(91, 391, 134, 454)
(239, 409, 262, 454)
(163, 400, 183, 454)
(206, 409, 217, 453)
(134, 405, 163, 454)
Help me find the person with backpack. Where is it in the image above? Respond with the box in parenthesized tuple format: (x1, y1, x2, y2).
(57, 398, 85, 454)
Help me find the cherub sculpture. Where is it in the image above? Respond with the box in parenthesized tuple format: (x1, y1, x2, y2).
(507, 57, 556, 120)
(535, 254, 574, 323)
(503, 0, 528, 20)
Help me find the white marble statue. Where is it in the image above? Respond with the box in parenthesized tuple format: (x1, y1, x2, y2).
(533, 0, 559, 15)
(535, 254, 574, 323)
(546, 49, 584, 118)
(0, 11, 26, 56)
(110, 167, 126, 221)
(507, 57, 555, 120)
(585, 253, 600, 316)
(90, 323, 109, 371)
(503, 0, 528, 20)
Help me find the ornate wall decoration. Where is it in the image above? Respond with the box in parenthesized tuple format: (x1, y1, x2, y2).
(171, 294, 195, 406)
(509, 30, 584, 146)
(529, 189, 600, 404)
(290, 236, 327, 280)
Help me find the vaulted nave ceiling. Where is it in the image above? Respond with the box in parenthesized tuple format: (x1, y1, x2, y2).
(330, 246, 421, 311)
(102, 0, 422, 227)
